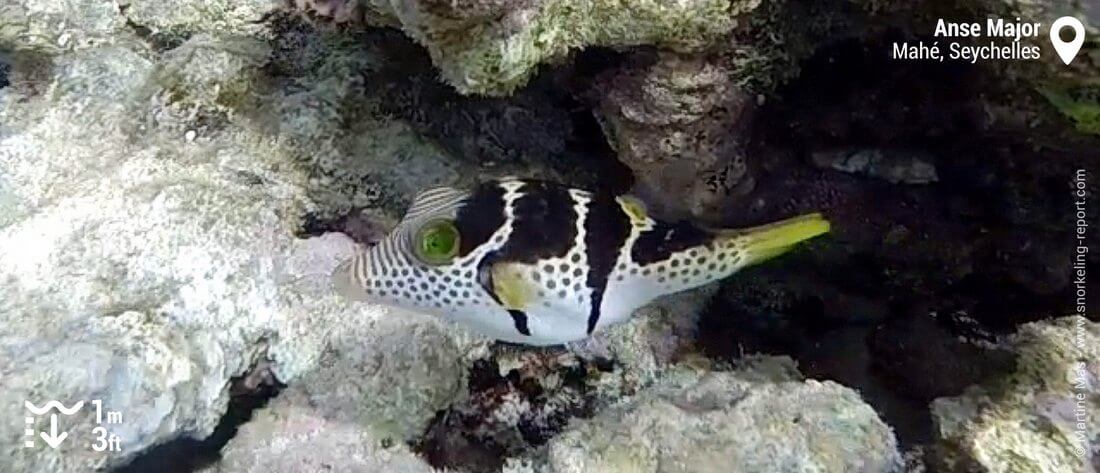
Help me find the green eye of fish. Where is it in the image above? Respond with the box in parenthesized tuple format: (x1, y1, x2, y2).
(415, 219, 460, 265)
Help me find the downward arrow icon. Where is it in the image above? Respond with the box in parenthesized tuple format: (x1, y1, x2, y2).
(39, 414, 67, 449)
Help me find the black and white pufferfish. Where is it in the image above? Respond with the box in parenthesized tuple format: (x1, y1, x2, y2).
(333, 178, 830, 346)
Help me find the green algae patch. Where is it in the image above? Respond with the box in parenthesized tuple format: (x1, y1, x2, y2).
(1039, 86, 1100, 136)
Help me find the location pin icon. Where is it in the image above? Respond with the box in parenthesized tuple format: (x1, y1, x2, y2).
(1050, 16, 1085, 65)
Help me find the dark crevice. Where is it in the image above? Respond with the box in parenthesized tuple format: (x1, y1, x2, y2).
(414, 350, 611, 473)
(296, 211, 345, 239)
(292, 29, 635, 239)
(698, 31, 1100, 457)
(119, 4, 189, 52)
(295, 207, 391, 243)
(111, 362, 285, 473)
(0, 55, 9, 89)
(366, 28, 632, 192)
(562, 96, 634, 195)
(0, 50, 55, 97)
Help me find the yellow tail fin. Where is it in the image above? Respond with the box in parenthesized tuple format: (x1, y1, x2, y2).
(720, 213, 830, 267)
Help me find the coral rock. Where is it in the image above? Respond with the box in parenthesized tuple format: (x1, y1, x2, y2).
(508, 358, 903, 473)
(212, 388, 438, 472)
(932, 316, 1100, 473)
(593, 52, 754, 221)
(0, 14, 481, 472)
(358, 0, 748, 95)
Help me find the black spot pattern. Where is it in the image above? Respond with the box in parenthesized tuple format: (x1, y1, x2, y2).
(583, 192, 631, 334)
(631, 220, 713, 265)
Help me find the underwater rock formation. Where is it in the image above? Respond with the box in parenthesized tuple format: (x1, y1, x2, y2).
(296, 0, 838, 221)
(307, 0, 1099, 220)
(122, 0, 282, 44)
(504, 357, 903, 473)
(213, 387, 437, 472)
(0, 0, 128, 53)
(295, 304, 486, 441)
(0, 6, 483, 471)
(932, 316, 1099, 473)
(352, 0, 748, 96)
(590, 52, 754, 221)
(810, 149, 939, 185)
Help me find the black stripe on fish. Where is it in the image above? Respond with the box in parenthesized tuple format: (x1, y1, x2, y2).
(454, 182, 506, 257)
(494, 180, 577, 263)
(508, 309, 531, 336)
(631, 220, 712, 265)
(583, 192, 632, 334)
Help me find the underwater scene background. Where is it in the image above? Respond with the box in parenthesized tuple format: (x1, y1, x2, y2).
(0, 0, 1097, 471)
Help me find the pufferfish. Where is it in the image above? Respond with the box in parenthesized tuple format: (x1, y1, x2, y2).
(333, 178, 829, 346)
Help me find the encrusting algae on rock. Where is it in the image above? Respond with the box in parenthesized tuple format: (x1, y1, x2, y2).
(314, 0, 758, 95)
(502, 357, 904, 473)
(932, 316, 1100, 473)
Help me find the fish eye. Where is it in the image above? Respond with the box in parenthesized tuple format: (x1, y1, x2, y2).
(414, 219, 460, 265)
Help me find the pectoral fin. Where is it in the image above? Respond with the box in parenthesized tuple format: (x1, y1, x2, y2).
(478, 254, 537, 311)
(493, 262, 536, 310)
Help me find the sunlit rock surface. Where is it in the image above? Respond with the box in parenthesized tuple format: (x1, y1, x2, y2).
(210, 388, 437, 472)
(0, 5, 482, 471)
(357, 0, 748, 96)
(505, 357, 903, 473)
(932, 316, 1099, 473)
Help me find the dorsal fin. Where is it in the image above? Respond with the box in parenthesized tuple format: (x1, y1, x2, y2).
(615, 195, 652, 226)
(403, 186, 469, 220)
